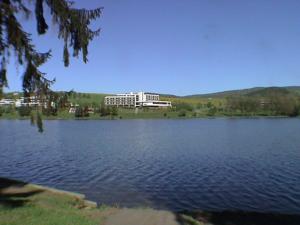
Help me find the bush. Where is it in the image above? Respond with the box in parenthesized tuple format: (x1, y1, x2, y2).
(111, 107, 118, 116)
(207, 107, 217, 116)
(174, 102, 193, 111)
(178, 110, 186, 117)
(100, 104, 110, 117)
(18, 106, 31, 117)
(75, 107, 83, 117)
(4, 106, 15, 114)
(42, 107, 58, 116)
(196, 103, 203, 109)
(206, 102, 213, 108)
(75, 107, 89, 117)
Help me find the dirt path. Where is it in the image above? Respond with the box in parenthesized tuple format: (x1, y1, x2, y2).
(104, 208, 184, 225)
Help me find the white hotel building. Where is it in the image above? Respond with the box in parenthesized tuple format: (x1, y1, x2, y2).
(105, 92, 171, 108)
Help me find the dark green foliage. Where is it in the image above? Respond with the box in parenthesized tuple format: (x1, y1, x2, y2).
(18, 106, 32, 117)
(99, 105, 118, 118)
(207, 106, 217, 116)
(163, 113, 167, 117)
(174, 102, 193, 111)
(29, 111, 44, 132)
(55, 92, 70, 109)
(178, 110, 186, 117)
(35, 0, 48, 34)
(0, 62, 7, 97)
(0, 107, 3, 117)
(206, 102, 213, 108)
(37, 112, 43, 132)
(42, 107, 58, 116)
(226, 93, 300, 117)
(3, 105, 14, 114)
(63, 43, 69, 67)
(247, 87, 290, 98)
(74, 107, 83, 117)
(75, 106, 89, 118)
(226, 97, 260, 113)
(99, 104, 110, 117)
(196, 102, 203, 109)
(271, 96, 299, 117)
(83, 106, 90, 117)
(0, 0, 101, 130)
(111, 106, 118, 116)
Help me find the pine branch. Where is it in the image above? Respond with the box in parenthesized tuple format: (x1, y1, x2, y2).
(0, 0, 102, 131)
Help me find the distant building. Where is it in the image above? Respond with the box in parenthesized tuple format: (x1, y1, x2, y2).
(68, 103, 79, 113)
(0, 99, 15, 106)
(0, 96, 54, 108)
(105, 92, 172, 108)
(259, 98, 270, 107)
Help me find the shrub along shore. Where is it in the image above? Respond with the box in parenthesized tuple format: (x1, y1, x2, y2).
(2, 87, 300, 120)
(0, 109, 297, 121)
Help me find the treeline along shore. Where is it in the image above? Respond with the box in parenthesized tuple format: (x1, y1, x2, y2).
(1, 86, 300, 120)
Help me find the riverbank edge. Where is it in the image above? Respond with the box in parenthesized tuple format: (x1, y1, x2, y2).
(1, 177, 300, 225)
(1, 177, 98, 208)
(0, 177, 200, 225)
(0, 115, 295, 121)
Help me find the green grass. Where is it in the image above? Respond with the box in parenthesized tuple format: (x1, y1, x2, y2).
(68, 93, 107, 106)
(2, 87, 300, 120)
(0, 182, 111, 225)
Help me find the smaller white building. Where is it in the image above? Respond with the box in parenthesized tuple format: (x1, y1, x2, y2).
(0, 96, 54, 108)
(0, 99, 15, 106)
(105, 92, 171, 108)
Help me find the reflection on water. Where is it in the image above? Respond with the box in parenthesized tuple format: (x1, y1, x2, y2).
(0, 118, 300, 213)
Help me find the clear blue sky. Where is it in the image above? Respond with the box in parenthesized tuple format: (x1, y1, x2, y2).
(5, 0, 300, 95)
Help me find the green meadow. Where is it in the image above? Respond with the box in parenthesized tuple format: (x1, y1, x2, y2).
(1, 86, 300, 120)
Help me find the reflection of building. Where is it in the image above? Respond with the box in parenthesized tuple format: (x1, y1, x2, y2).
(105, 92, 172, 108)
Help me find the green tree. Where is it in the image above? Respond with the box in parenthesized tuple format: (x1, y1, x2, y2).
(178, 110, 186, 117)
(0, 0, 102, 130)
(174, 102, 193, 112)
(207, 106, 217, 116)
(18, 106, 32, 117)
(100, 103, 110, 117)
(206, 101, 213, 108)
(111, 106, 118, 116)
(196, 102, 203, 109)
(74, 107, 83, 118)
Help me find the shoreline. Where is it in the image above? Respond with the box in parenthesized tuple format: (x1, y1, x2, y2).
(0, 115, 296, 121)
(1, 177, 300, 225)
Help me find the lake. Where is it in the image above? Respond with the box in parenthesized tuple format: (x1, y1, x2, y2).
(0, 119, 300, 214)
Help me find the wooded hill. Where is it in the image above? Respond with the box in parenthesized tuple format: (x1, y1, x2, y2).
(2, 86, 300, 118)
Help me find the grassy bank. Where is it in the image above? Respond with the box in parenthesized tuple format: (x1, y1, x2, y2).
(0, 108, 297, 121)
(2, 87, 300, 120)
(0, 178, 114, 225)
(1, 178, 300, 225)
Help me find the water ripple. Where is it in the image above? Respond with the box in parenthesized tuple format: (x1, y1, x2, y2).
(1, 119, 300, 214)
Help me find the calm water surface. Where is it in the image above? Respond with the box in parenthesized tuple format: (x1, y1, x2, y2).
(0, 119, 300, 213)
